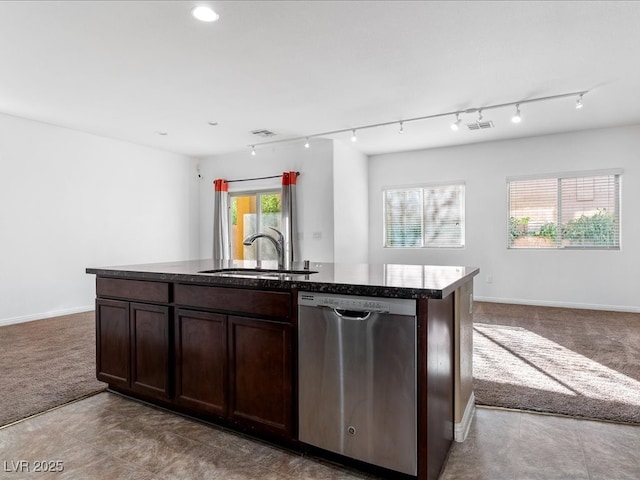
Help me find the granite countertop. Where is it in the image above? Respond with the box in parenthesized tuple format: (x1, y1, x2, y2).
(86, 259, 479, 299)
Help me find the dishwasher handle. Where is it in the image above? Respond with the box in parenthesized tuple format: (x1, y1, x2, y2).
(333, 309, 372, 321)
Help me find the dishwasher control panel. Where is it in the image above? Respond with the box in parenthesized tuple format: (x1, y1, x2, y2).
(316, 296, 389, 312)
(298, 292, 416, 316)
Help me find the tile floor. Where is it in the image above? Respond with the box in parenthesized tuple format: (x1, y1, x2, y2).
(0, 392, 639, 480)
(442, 406, 640, 480)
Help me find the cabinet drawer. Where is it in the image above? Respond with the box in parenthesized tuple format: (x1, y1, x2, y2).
(174, 284, 291, 320)
(97, 277, 169, 303)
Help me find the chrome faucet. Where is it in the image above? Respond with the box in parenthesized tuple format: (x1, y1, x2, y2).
(243, 227, 286, 270)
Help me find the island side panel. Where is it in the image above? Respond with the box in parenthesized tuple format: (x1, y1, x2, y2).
(418, 294, 454, 480)
(454, 279, 475, 441)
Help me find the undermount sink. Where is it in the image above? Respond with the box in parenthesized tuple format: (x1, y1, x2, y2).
(198, 268, 318, 278)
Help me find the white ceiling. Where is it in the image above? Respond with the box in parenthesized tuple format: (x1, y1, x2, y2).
(1, 1, 639, 157)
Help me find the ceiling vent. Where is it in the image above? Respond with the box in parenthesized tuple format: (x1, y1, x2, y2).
(250, 129, 277, 137)
(466, 121, 494, 131)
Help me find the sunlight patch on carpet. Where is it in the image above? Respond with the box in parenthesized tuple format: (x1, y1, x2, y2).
(474, 323, 640, 406)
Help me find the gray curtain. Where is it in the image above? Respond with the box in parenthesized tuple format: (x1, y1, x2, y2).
(212, 179, 230, 260)
(281, 171, 300, 267)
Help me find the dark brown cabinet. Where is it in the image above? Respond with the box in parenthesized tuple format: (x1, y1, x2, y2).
(229, 316, 292, 437)
(172, 309, 293, 438)
(129, 302, 170, 398)
(95, 278, 171, 401)
(96, 298, 130, 388)
(173, 284, 293, 438)
(95, 278, 294, 440)
(174, 308, 227, 416)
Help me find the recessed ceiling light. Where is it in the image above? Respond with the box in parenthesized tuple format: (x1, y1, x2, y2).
(192, 5, 220, 22)
(156, 131, 168, 136)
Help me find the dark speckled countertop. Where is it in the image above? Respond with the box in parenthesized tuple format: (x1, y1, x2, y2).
(86, 259, 479, 299)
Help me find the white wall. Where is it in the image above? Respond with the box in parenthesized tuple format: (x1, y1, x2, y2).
(333, 141, 369, 263)
(369, 125, 640, 312)
(0, 113, 198, 325)
(6, 113, 635, 323)
(198, 139, 335, 263)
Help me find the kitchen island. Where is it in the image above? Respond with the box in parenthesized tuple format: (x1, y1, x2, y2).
(86, 259, 478, 480)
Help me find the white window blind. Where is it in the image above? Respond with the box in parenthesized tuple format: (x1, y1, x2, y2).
(508, 171, 621, 249)
(384, 184, 465, 248)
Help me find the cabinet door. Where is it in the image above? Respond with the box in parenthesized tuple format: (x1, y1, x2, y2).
(174, 309, 227, 416)
(130, 302, 170, 399)
(96, 299, 130, 387)
(228, 316, 292, 437)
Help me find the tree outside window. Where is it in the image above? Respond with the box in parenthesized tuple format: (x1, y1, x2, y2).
(508, 171, 620, 249)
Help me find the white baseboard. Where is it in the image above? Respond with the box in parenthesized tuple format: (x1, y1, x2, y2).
(454, 391, 476, 442)
(0, 305, 95, 327)
(473, 296, 640, 314)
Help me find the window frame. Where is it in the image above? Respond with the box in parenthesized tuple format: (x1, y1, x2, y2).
(382, 181, 466, 249)
(506, 169, 622, 250)
(228, 188, 282, 261)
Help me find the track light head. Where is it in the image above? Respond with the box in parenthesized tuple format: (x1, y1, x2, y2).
(451, 113, 461, 131)
(251, 146, 256, 156)
(351, 129, 357, 142)
(477, 109, 483, 122)
(576, 94, 584, 109)
(398, 122, 404, 134)
(511, 104, 522, 124)
(304, 138, 310, 148)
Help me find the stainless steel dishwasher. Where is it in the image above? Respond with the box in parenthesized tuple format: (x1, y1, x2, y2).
(298, 292, 417, 476)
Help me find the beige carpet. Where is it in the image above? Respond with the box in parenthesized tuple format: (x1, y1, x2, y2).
(473, 302, 640, 424)
(0, 311, 106, 427)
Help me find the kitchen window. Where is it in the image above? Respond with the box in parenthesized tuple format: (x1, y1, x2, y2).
(383, 183, 465, 248)
(507, 170, 621, 249)
(229, 190, 282, 260)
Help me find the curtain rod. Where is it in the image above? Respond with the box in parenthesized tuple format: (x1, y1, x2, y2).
(226, 172, 300, 183)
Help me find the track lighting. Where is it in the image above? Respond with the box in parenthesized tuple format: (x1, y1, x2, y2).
(451, 113, 461, 131)
(246, 90, 588, 153)
(511, 104, 522, 123)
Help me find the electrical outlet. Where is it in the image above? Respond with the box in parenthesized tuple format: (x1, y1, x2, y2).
(486, 275, 493, 284)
